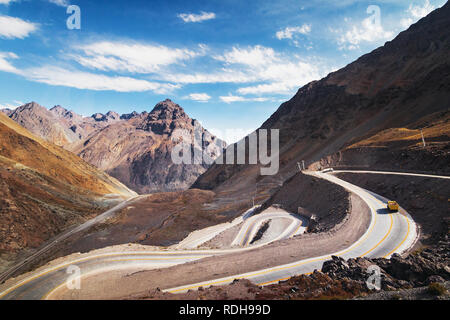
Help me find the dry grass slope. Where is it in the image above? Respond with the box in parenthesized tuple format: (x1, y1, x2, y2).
(0, 112, 135, 269)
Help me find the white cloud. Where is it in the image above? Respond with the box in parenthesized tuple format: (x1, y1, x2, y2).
(0, 0, 16, 5)
(177, 11, 216, 23)
(336, 9, 394, 50)
(209, 127, 255, 144)
(0, 100, 22, 110)
(158, 45, 324, 96)
(48, 0, 70, 6)
(408, 0, 435, 18)
(0, 52, 19, 73)
(185, 93, 211, 102)
(215, 45, 279, 67)
(276, 24, 311, 40)
(399, 17, 414, 29)
(237, 83, 292, 95)
(400, 0, 435, 29)
(22, 66, 179, 93)
(159, 69, 257, 84)
(0, 15, 38, 39)
(1, 41, 326, 98)
(219, 95, 269, 103)
(0, 49, 180, 94)
(72, 41, 203, 73)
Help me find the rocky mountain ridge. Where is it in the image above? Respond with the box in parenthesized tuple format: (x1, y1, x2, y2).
(3, 99, 226, 194)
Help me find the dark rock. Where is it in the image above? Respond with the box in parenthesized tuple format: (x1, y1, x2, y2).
(426, 275, 445, 284)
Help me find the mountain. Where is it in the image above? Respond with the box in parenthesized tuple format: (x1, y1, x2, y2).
(73, 99, 226, 194)
(6, 100, 225, 194)
(193, 3, 450, 198)
(9, 102, 79, 147)
(0, 111, 136, 267)
(8, 103, 125, 149)
(8, 102, 103, 148)
(0, 108, 13, 117)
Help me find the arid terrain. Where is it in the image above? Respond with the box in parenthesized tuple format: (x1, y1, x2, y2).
(0, 1, 449, 302)
(0, 112, 135, 273)
(4, 99, 225, 193)
(193, 2, 450, 202)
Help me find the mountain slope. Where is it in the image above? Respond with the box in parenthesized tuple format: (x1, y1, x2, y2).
(0, 111, 136, 267)
(193, 2, 450, 199)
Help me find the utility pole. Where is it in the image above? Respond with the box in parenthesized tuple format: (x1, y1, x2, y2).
(253, 183, 257, 207)
(421, 129, 426, 147)
(297, 160, 306, 172)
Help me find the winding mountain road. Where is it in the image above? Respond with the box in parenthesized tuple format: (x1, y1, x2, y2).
(231, 209, 308, 247)
(1, 170, 446, 300)
(165, 171, 419, 293)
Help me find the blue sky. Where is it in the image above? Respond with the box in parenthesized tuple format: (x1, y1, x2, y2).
(0, 0, 446, 143)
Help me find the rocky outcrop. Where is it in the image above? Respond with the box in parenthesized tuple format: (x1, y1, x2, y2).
(120, 111, 139, 120)
(322, 230, 449, 290)
(91, 111, 121, 122)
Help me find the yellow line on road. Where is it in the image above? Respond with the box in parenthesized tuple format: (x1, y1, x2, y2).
(42, 281, 68, 300)
(360, 214, 393, 257)
(257, 272, 314, 286)
(291, 220, 303, 237)
(383, 212, 411, 258)
(107, 257, 202, 262)
(168, 201, 395, 293)
(2, 189, 403, 299)
(241, 219, 256, 246)
(0, 252, 206, 299)
(41, 256, 205, 300)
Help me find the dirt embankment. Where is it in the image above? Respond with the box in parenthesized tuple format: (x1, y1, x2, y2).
(310, 110, 450, 176)
(137, 274, 368, 301)
(0, 112, 135, 274)
(46, 189, 251, 258)
(261, 172, 350, 232)
(310, 144, 449, 176)
(335, 173, 450, 246)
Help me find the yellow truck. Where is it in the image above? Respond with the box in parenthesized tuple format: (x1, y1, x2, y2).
(387, 201, 399, 212)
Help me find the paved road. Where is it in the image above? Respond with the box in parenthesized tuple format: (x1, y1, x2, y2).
(231, 209, 308, 247)
(176, 206, 306, 249)
(2, 170, 445, 299)
(174, 206, 259, 249)
(165, 171, 420, 293)
(332, 170, 450, 180)
(0, 195, 144, 285)
(0, 251, 215, 300)
(0, 207, 306, 300)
